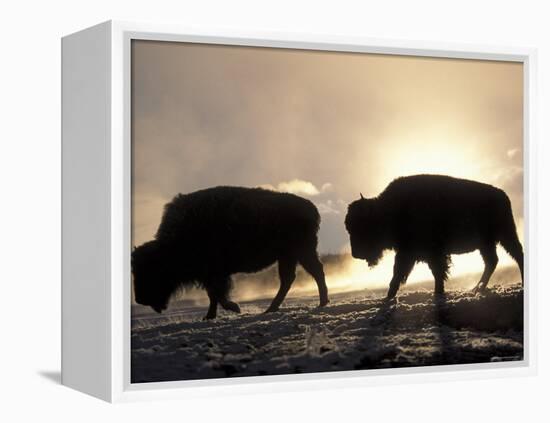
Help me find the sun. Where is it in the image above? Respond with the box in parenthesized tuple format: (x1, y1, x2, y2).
(373, 127, 488, 193)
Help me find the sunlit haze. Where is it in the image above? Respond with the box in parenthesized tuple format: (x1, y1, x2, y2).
(132, 40, 523, 295)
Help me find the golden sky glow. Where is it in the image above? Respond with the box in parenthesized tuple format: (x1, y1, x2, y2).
(132, 40, 523, 288)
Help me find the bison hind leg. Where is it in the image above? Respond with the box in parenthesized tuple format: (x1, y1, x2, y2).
(500, 233, 524, 284)
(497, 196, 524, 284)
(299, 252, 329, 307)
(473, 245, 498, 294)
(265, 258, 297, 313)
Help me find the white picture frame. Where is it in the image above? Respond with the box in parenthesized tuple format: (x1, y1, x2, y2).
(61, 20, 538, 403)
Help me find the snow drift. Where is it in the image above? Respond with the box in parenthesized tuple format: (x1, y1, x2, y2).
(131, 283, 523, 383)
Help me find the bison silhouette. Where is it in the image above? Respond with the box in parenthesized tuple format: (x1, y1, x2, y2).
(345, 174, 523, 298)
(132, 186, 329, 319)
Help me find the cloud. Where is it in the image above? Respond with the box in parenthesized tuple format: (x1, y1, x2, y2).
(321, 183, 333, 193)
(277, 179, 321, 196)
(259, 179, 333, 197)
(316, 200, 341, 215)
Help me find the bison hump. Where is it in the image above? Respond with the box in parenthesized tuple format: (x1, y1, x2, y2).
(154, 186, 320, 242)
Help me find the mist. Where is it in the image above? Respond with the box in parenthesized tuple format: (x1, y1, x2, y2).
(164, 255, 522, 307)
(131, 40, 523, 290)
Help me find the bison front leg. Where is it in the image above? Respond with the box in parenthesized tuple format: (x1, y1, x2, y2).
(204, 288, 219, 320)
(265, 258, 297, 313)
(220, 299, 241, 313)
(216, 276, 241, 314)
(428, 255, 451, 296)
(386, 252, 415, 299)
(204, 277, 241, 319)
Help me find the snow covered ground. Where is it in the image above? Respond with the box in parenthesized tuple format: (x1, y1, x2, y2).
(131, 279, 523, 383)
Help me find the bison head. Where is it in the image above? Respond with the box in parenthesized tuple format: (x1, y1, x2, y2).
(345, 196, 387, 267)
(131, 240, 176, 313)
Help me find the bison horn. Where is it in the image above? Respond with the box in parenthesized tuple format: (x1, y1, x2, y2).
(360, 192, 364, 200)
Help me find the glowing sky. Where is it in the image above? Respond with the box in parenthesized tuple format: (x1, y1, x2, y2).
(132, 40, 523, 284)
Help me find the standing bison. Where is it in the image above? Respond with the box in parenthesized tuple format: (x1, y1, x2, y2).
(345, 174, 523, 298)
(132, 186, 329, 319)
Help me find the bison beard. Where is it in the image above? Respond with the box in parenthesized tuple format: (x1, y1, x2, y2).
(345, 174, 524, 298)
(132, 186, 329, 319)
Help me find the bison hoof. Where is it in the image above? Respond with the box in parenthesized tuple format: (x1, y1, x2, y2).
(264, 307, 279, 313)
(222, 301, 241, 314)
(472, 285, 484, 295)
(318, 299, 329, 308)
(203, 314, 217, 321)
(434, 293, 446, 303)
(385, 295, 398, 304)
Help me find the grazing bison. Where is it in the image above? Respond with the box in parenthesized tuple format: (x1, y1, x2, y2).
(132, 186, 329, 319)
(345, 174, 523, 298)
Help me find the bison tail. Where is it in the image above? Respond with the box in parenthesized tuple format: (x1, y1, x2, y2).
(498, 195, 524, 283)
